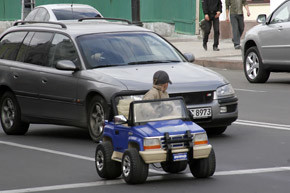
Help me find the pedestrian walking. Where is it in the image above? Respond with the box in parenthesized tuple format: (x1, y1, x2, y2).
(201, 0, 222, 51)
(226, 0, 251, 49)
(143, 70, 171, 100)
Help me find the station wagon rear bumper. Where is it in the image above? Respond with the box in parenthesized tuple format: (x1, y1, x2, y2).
(139, 144, 212, 164)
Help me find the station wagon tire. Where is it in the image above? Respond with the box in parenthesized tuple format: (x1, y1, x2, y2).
(161, 160, 187, 173)
(189, 148, 216, 178)
(244, 46, 270, 83)
(88, 95, 108, 142)
(95, 141, 122, 179)
(122, 149, 148, 184)
(0, 91, 29, 135)
(205, 127, 227, 135)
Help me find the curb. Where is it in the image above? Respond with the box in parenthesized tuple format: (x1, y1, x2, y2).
(194, 59, 243, 70)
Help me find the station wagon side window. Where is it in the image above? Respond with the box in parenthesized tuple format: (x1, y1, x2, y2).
(270, 1, 290, 24)
(0, 31, 27, 61)
(22, 32, 54, 66)
(48, 33, 80, 68)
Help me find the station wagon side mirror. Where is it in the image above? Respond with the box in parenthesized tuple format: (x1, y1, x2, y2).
(56, 60, 78, 71)
(183, 53, 195, 63)
(114, 115, 128, 125)
(257, 14, 267, 24)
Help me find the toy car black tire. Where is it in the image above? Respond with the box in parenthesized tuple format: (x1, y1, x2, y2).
(189, 148, 216, 178)
(95, 141, 122, 179)
(161, 160, 187, 173)
(122, 148, 148, 184)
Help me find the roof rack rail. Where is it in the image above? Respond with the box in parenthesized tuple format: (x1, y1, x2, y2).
(78, 17, 132, 24)
(13, 21, 67, 29)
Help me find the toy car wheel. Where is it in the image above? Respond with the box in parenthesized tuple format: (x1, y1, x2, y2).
(88, 95, 108, 142)
(122, 148, 148, 184)
(161, 160, 187, 173)
(95, 141, 121, 179)
(189, 148, 216, 178)
(0, 91, 29, 135)
(244, 46, 270, 83)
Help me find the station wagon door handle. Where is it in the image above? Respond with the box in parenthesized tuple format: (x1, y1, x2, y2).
(278, 26, 283, 31)
(12, 74, 19, 79)
(41, 79, 47, 84)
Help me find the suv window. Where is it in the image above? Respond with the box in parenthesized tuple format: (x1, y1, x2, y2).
(48, 33, 80, 67)
(270, 1, 290, 24)
(0, 32, 28, 61)
(22, 32, 53, 66)
(52, 8, 101, 20)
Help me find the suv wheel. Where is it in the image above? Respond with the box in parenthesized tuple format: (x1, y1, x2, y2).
(122, 148, 148, 184)
(189, 148, 216, 178)
(88, 95, 108, 142)
(0, 91, 29, 135)
(161, 160, 187, 173)
(95, 141, 121, 179)
(244, 46, 270, 83)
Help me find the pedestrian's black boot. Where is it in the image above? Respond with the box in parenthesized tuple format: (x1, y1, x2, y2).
(213, 46, 220, 51)
(203, 43, 207, 51)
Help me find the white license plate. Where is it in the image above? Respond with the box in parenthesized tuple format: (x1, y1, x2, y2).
(173, 153, 187, 161)
(190, 107, 212, 119)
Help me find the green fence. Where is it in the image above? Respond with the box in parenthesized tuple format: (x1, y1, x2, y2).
(35, 0, 197, 35)
(0, 0, 21, 21)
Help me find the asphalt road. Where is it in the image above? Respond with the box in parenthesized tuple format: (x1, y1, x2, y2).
(1, 68, 290, 193)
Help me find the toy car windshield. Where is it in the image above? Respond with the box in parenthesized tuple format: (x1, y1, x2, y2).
(132, 98, 188, 124)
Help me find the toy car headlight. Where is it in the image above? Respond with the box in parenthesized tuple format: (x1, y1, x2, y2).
(194, 133, 208, 145)
(143, 138, 161, 150)
(215, 84, 235, 98)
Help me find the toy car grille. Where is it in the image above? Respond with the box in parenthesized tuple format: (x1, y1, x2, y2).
(161, 134, 193, 149)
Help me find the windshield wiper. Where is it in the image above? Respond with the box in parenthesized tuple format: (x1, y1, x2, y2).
(128, 60, 181, 65)
(92, 64, 119, 68)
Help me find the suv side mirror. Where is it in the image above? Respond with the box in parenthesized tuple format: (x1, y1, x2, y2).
(56, 60, 78, 71)
(257, 14, 267, 24)
(114, 115, 128, 125)
(183, 53, 195, 63)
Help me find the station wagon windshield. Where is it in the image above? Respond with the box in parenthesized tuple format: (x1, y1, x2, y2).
(133, 99, 188, 123)
(77, 32, 184, 69)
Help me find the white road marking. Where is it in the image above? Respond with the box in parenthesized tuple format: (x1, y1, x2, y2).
(235, 88, 266, 93)
(0, 141, 94, 161)
(1, 118, 290, 193)
(1, 167, 290, 193)
(235, 120, 290, 131)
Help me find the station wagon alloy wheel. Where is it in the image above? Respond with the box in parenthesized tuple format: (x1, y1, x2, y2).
(1, 98, 15, 129)
(90, 103, 104, 136)
(0, 92, 29, 135)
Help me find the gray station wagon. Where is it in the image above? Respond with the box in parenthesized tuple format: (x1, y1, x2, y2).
(0, 18, 238, 142)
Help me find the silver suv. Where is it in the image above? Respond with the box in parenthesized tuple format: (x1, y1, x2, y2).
(0, 19, 238, 142)
(243, 0, 290, 83)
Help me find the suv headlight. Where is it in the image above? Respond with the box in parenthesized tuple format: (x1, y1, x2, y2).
(215, 84, 235, 99)
(194, 132, 208, 145)
(144, 138, 161, 150)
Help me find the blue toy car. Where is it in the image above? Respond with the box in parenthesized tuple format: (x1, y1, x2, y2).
(95, 91, 216, 184)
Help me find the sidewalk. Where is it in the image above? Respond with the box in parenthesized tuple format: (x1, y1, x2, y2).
(166, 35, 243, 70)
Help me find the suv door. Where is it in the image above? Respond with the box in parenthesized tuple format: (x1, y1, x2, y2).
(259, 1, 290, 65)
(38, 33, 80, 122)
